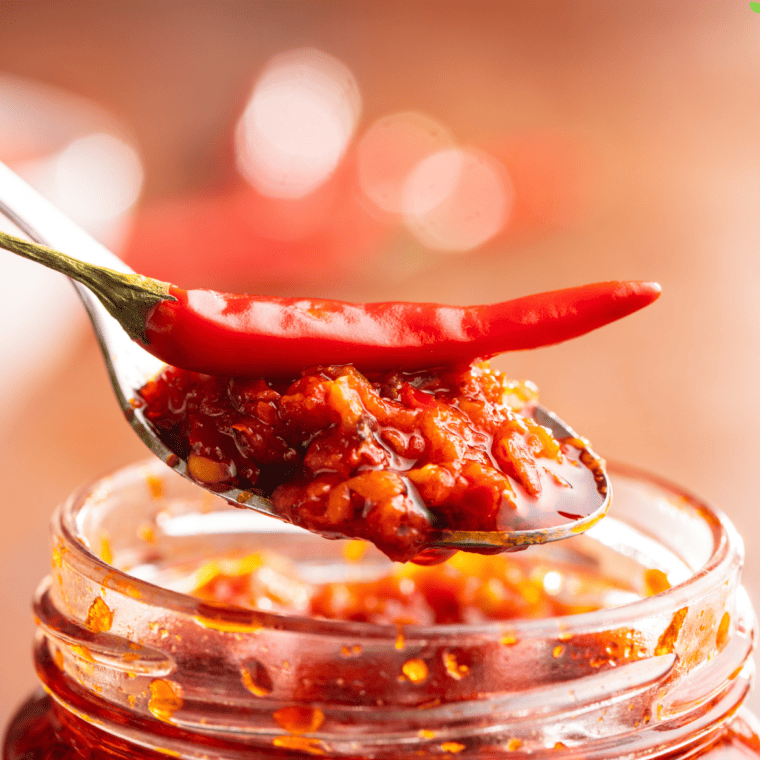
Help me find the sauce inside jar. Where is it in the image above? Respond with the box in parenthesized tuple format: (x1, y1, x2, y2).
(168, 543, 650, 624)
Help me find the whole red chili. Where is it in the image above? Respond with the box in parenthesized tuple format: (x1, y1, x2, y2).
(142, 281, 660, 377)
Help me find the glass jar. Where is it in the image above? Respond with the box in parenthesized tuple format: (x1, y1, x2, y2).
(4, 459, 760, 759)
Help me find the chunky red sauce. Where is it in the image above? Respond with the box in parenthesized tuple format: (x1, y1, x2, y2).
(189, 547, 639, 623)
(138, 361, 598, 562)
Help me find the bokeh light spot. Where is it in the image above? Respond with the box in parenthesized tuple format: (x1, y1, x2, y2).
(236, 48, 361, 200)
(403, 147, 512, 253)
(357, 112, 455, 214)
(52, 133, 143, 235)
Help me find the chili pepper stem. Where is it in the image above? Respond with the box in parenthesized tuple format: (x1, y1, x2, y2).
(0, 229, 174, 344)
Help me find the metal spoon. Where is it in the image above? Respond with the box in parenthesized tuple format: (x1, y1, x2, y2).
(0, 160, 610, 554)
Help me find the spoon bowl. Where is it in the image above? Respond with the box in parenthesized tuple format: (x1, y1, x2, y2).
(0, 160, 610, 554)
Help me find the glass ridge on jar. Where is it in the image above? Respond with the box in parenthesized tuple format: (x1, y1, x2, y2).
(4, 459, 760, 759)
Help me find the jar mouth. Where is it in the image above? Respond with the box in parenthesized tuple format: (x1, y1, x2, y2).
(54, 458, 739, 641)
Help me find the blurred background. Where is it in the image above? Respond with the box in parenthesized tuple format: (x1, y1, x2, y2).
(0, 0, 759, 726)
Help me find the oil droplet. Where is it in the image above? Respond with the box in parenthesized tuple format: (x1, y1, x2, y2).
(342, 539, 367, 562)
(655, 607, 688, 656)
(716, 611, 730, 650)
(552, 645, 564, 659)
(194, 615, 263, 634)
(241, 660, 273, 697)
(99, 537, 113, 565)
(340, 644, 362, 657)
(441, 741, 466, 754)
(603, 628, 645, 662)
(125, 583, 142, 599)
(138, 523, 156, 544)
(402, 658, 429, 684)
(443, 652, 469, 680)
(71, 644, 94, 663)
(645, 568, 670, 596)
(419, 729, 436, 739)
(71, 645, 94, 676)
(194, 560, 222, 589)
(146, 474, 163, 499)
(52, 545, 64, 569)
(54, 648, 64, 669)
(272, 736, 327, 755)
(148, 679, 183, 723)
(273, 705, 325, 734)
(507, 738, 523, 751)
(395, 624, 405, 650)
(236, 490, 254, 503)
(501, 631, 518, 646)
(84, 597, 113, 633)
(127, 694, 136, 707)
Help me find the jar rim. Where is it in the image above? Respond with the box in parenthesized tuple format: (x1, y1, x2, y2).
(54, 458, 741, 642)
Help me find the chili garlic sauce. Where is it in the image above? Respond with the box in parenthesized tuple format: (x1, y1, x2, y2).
(160, 545, 668, 625)
(138, 361, 603, 563)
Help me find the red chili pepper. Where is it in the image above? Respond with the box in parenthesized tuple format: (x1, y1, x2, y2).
(142, 281, 660, 377)
(0, 228, 661, 382)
